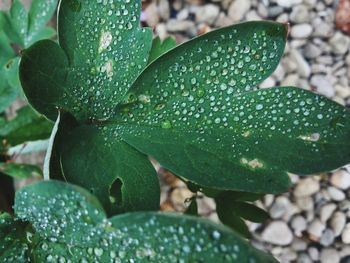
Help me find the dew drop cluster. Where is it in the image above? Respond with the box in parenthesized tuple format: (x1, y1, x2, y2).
(9, 182, 272, 262)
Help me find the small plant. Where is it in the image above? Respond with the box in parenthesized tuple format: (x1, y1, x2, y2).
(1, 0, 350, 261)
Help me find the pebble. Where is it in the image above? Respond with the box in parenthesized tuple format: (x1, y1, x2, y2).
(329, 32, 350, 55)
(261, 221, 293, 246)
(310, 74, 335, 98)
(328, 186, 346, 201)
(331, 170, 350, 190)
(290, 48, 311, 77)
(268, 6, 284, 17)
(166, 19, 196, 34)
(308, 219, 326, 241)
(290, 5, 310, 23)
(304, 43, 322, 59)
(291, 24, 313, 39)
(313, 19, 334, 38)
(144, 3, 160, 27)
(320, 249, 340, 263)
(308, 246, 320, 261)
(335, 84, 350, 98)
(195, 4, 220, 25)
(294, 178, 320, 197)
(320, 229, 335, 247)
(158, 0, 170, 20)
(291, 215, 307, 236)
(330, 212, 346, 236)
(320, 203, 337, 223)
(228, 0, 251, 22)
(269, 196, 290, 219)
(276, 0, 302, 8)
(296, 196, 314, 211)
(297, 253, 313, 263)
(342, 224, 350, 244)
(292, 238, 308, 251)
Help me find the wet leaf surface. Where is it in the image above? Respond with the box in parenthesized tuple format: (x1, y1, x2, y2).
(8, 180, 278, 262)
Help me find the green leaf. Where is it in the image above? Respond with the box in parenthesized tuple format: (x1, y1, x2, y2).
(231, 202, 269, 223)
(185, 196, 198, 216)
(20, 0, 153, 121)
(216, 201, 252, 239)
(0, 106, 53, 150)
(13, 180, 277, 262)
(0, 0, 57, 116)
(27, 0, 57, 45)
(114, 88, 350, 194)
(108, 21, 295, 194)
(1, 0, 28, 47)
(0, 213, 31, 262)
(0, 162, 42, 179)
(1, 0, 57, 48)
(148, 36, 177, 64)
(60, 125, 161, 214)
(46, 113, 160, 214)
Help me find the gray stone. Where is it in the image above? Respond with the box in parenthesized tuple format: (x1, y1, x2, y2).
(294, 178, 320, 197)
(320, 249, 340, 263)
(228, 0, 251, 22)
(310, 74, 335, 98)
(342, 223, 350, 244)
(176, 9, 189, 21)
(269, 196, 290, 219)
(290, 48, 311, 78)
(276, 0, 302, 8)
(166, 19, 196, 33)
(304, 43, 322, 59)
(330, 211, 346, 236)
(308, 219, 326, 240)
(257, 3, 268, 18)
(296, 196, 314, 211)
(291, 215, 307, 236)
(312, 19, 333, 38)
(308, 247, 319, 261)
(268, 6, 284, 17)
(331, 170, 350, 190)
(297, 253, 313, 263)
(320, 203, 337, 223)
(290, 5, 310, 24)
(329, 32, 350, 55)
(195, 4, 220, 25)
(292, 238, 308, 251)
(328, 186, 346, 201)
(291, 24, 313, 39)
(158, 0, 170, 20)
(261, 221, 293, 245)
(144, 3, 160, 28)
(320, 229, 335, 247)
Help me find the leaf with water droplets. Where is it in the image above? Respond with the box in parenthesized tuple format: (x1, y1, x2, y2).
(13, 180, 278, 262)
(148, 36, 177, 64)
(20, 0, 152, 121)
(1, 0, 56, 46)
(0, 213, 31, 262)
(60, 126, 160, 214)
(0, 0, 57, 113)
(110, 21, 350, 194)
(44, 112, 160, 214)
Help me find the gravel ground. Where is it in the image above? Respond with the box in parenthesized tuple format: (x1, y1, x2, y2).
(142, 0, 350, 262)
(2, 0, 350, 262)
